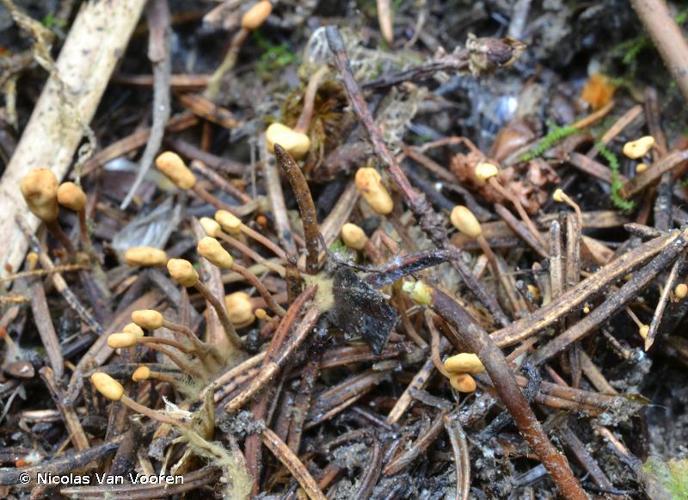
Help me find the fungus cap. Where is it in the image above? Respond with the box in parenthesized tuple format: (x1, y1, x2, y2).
(450, 206, 482, 239)
(474, 162, 499, 182)
(197, 237, 234, 269)
(20, 168, 59, 222)
(341, 223, 368, 250)
(91, 372, 124, 401)
(56, 182, 87, 212)
(552, 188, 565, 203)
(622, 136, 655, 160)
(214, 210, 242, 235)
(122, 323, 145, 338)
(241, 1, 272, 30)
(224, 291, 255, 328)
(155, 151, 196, 189)
(132, 366, 151, 382)
(200, 217, 222, 238)
(449, 373, 477, 393)
(402, 280, 432, 306)
(266, 123, 311, 160)
(124, 247, 168, 267)
(132, 310, 164, 330)
(167, 259, 199, 287)
(675, 283, 688, 299)
(354, 167, 394, 215)
(107, 332, 138, 349)
(444, 353, 485, 375)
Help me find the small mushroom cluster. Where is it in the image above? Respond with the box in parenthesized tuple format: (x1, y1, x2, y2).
(622, 135, 655, 174)
(442, 353, 485, 393)
(109, 149, 296, 387)
(20, 169, 91, 255)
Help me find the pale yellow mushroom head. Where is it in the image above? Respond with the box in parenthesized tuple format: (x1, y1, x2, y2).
(450, 206, 482, 239)
(355, 167, 394, 215)
(167, 259, 199, 287)
(266, 123, 311, 160)
(122, 323, 145, 338)
(443, 353, 485, 375)
(91, 372, 124, 401)
(224, 291, 255, 328)
(214, 210, 242, 235)
(197, 237, 234, 269)
(200, 217, 222, 238)
(449, 373, 477, 393)
(474, 161, 499, 182)
(107, 333, 138, 349)
(124, 247, 168, 267)
(132, 366, 151, 382)
(20, 168, 59, 222)
(402, 280, 432, 306)
(241, 0, 273, 30)
(155, 151, 196, 189)
(132, 310, 164, 330)
(341, 223, 368, 250)
(56, 182, 87, 212)
(622, 136, 655, 160)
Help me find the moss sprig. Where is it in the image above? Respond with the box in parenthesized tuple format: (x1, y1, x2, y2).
(519, 123, 579, 162)
(597, 142, 635, 212)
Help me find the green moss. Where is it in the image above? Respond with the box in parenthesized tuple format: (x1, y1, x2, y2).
(518, 123, 579, 162)
(41, 13, 65, 30)
(612, 7, 688, 67)
(253, 31, 298, 79)
(643, 457, 688, 499)
(597, 143, 635, 212)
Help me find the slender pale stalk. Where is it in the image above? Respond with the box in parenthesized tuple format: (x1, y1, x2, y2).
(193, 280, 243, 350)
(121, 394, 183, 426)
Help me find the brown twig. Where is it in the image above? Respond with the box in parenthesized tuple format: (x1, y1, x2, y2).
(645, 255, 683, 350)
(121, 0, 171, 209)
(533, 228, 688, 363)
(39, 367, 89, 451)
(629, 0, 688, 103)
(490, 229, 679, 347)
(29, 280, 64, 379)
(225, 303, 320, 412)
(384, 411, 447, 475)
(274, 144, 321, 274)
(260, 427, 326, 500)
(621, 149, 688, 198)
(443, 412, 471, 500)
(262, 137, 297, 255)
(427, 287, 587, 499)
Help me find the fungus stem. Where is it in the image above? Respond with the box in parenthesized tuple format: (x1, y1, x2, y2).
(120, 394, 184, 426)
(193, 280, 244, 350)
(161, 319, 206, 350)
(294, 66, 329, 133)
(216, 232, 286, 275)
(240, 224, 288, 260)
(231, 263, 286, 316)
(137, 336, 194, 354)
(45, 220, 76, 254)
(487, 177, 546, 249)
(144, 343, 205, 379)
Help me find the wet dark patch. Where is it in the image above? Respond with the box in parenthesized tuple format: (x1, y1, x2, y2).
(328, 267, 398, 355)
